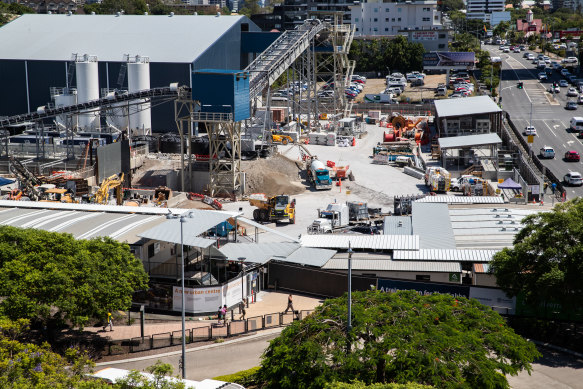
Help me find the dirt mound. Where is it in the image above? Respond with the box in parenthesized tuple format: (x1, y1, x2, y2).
(243, 153, 306, 196)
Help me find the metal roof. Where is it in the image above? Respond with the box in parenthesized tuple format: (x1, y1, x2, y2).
(411, 203, 456, 249)
(237, 217, 299, 242)
(474, 263, 491, 273)
(282, 247, 336, 267)
(438, 133, 502, 149)
(300, 234, 419, 250)
(217, 242, 300, 264)
(382, 216, 412, 235)
(393, 249, 498, 262)
(434, 95, 501, 117)
(323, 258, 461, 273)
(0, 206, 163, 244)
(0, 14, 248, 62)
(138, 209, 234, 248)
(415, 196, 505, 204)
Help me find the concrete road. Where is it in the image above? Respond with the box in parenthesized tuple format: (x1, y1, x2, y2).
(485, 45, 583, 199)
(96, 328, 282, 381)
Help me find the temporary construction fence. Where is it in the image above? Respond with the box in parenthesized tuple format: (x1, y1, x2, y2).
(105, 309, 314, 356)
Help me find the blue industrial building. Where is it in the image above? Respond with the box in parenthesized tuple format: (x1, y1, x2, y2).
(0, 14, 277, 131)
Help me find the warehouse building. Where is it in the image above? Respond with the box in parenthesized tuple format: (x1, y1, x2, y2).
(0, 14, 267, 130)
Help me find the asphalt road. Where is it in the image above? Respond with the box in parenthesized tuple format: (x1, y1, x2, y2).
(486, 45, 583, 199)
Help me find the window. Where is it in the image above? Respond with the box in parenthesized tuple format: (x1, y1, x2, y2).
(385, 17, 389, 21)
(373, 18, 378, 22)
(374, 7, 378, 12)
(397, 17, 401, 21)
(439, 33, 446, 38)
(416, 275, 431, 281)
(148, 244, 155, 258)
(373, 27, 378, 31)
(438, 44, 446, 48)
(391, 18, 395, 21)
(385, 27, 389, 31)
(422, 17, 430, 22)
(356, 27, 359, 31)
(423, 7, 430, 11)
(385, 7, 390, 11)
(398, 7, 401, 12)
(355, 17, 359, 22)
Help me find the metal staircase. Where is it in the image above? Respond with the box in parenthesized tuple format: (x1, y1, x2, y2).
(246, 19, 326, 100)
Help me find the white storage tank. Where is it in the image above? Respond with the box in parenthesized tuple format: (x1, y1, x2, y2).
(53, 88, 78, 129)
(104, 90, 129, 131)
(127, 55, 151, 136)
(75, 54, 100, 130)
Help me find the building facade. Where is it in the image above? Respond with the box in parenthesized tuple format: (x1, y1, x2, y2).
(466, 0, 505, 22)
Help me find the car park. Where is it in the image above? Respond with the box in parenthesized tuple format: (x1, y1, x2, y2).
(564, 172, 583, 186)
(565, 150, 581, 161)
(566, 101, 578, 110)
(524, 126, 537, 136)
(539, 146, 555, 159)
(560, 80, 569, 87)
(567, 87, 579, 97)
(538, 72, 548, 80)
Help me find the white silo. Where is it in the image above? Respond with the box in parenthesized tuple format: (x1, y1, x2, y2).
(127, 55, 151, 135)
(104, 90, 129, 131)
(75, 54, 100, 130)
(52, 88, 78, 129)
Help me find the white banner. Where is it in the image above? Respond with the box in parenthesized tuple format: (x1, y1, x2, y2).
(469, 287, 515, 314)
(173, 285, 222, 314)
(224, 275, 247, 308)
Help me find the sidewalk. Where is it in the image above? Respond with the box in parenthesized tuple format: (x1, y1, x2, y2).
(84, 291, 324, 341)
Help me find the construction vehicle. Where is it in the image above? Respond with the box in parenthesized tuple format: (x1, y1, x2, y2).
(307, 202, 350, 234)
(307, 157, 332, 190)
(93, 173, 124, 205)
(249, 193, 296, 224)
(270, 131, 293, 145)
(425, 167, 451, 193)
(39, 188, 75, 203)
(154, 186, 172, 206)
(9, 156, 43, 200)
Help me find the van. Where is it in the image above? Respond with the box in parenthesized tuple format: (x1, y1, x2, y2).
(570, 117, 583, 132)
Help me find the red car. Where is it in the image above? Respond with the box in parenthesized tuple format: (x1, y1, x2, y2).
(565, 150, 580, 162)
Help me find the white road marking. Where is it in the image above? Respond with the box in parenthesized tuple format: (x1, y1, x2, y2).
(542, 120, 557, 137)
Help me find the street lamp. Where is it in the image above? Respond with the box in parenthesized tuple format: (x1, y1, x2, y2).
(167, 211, 193, 380)
(347, 242, 353, 335)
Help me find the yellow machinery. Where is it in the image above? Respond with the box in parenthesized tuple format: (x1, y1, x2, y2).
(249, 193, 296, 224)
(270, 131, 293, 145)
(93, 173, 124, 205)
(39, 188, 75, 203)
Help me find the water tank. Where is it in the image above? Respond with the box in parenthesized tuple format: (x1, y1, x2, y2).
(75, 54, 99, 130)
(127, 55, 151, 136)
(53, 89, 78, 129)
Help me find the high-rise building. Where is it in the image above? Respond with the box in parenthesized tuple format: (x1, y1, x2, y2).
(466, 0, 505, 22)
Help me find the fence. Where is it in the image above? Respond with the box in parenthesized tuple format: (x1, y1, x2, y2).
(104, 309, 314, 357)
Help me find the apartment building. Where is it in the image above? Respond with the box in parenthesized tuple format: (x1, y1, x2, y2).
(466, 0, 505, 22)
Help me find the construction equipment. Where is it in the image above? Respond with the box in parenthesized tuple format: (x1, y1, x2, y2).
(154, 186, 172, 206)
(425, 167, 451, 193)
(9, 156, 43, 200)
(307, 157, 332, 190)
(249, 193, 296, 224)
(39, 188, 75, 203)
(270, 131, 293, 145)
(93, 173, 124, 205)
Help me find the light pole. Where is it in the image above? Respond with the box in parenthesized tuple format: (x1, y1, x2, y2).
(238, 257, 246, 306)
(347, 242, 353, 335)
(166, 211, 190, 380)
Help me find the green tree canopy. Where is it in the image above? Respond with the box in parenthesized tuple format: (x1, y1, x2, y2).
(439, 0, 464, 12)
(0, 226, 148, 328)
(349, 37, 425, 74)
(258, 290, 540, 389)
(490, 199, 583, 311)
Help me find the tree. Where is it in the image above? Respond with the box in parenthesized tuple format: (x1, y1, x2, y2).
(99, 0, 148, 14)
(326, 383, 434, 389)
(258, 290, 540, 389)
(112, 361, 185, 389)
(0, 226, 148, 328)
(493, 21, 510, 38)
(490, 199, 583, 313)
(439, 0, 464, 12)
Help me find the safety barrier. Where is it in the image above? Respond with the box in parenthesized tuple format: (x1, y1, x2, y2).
(104, 309, 315, 357)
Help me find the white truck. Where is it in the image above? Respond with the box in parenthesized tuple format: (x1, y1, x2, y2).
(307, 203, 350, 234)
(364, 94, 397, 104)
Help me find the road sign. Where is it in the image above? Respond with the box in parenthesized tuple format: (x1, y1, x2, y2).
(527, 135, 534, 143)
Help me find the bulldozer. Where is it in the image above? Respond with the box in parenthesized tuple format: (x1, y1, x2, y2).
(249, 193, 296, 224)
(92, 173, 124, 205)
(270, 130, 293, 145)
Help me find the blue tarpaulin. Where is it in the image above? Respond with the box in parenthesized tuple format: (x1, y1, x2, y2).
(0, 177, 15, 186)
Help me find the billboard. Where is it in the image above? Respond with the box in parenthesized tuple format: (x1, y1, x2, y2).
(423, 51, 475, 70)
(411, 30, 437, 41)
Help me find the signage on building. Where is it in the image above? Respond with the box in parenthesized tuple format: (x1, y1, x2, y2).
(378, 279, 470, 298)
(469, 287, 516, 314)
(173, 285, 222, 313)
(448, 272, 461, 282)
(423, 51, 475, 70)
(412, 30, 437, 41)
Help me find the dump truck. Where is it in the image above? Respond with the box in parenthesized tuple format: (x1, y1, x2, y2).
(308, 158, 332, 190)
(425, 167, 451, 192)
(249, 193, 296, 224)
(307, 202, 350, 234)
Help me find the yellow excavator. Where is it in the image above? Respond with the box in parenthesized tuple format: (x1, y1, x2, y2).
(93, 173, 124, 205)
(249, 193, 296, 224)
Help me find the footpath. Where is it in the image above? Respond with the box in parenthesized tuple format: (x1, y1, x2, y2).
(84, 291, 324, 342)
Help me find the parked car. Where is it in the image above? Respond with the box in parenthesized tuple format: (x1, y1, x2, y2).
(567, 87, 579, 97)
(566, 101, 578, 110)
(564, 172, 583, 186)
(538, 72, 548, 81)
(524, 126, 537, 136)
(523, 52, 530, 58)
(565, 150, 581, 161)
(539, 146, 555, 159)
(578, 95, 583, 104)
(560, 80, 569, 87)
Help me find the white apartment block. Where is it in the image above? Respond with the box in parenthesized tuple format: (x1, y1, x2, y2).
(466, 0, 505, 22)
(350, 0, 442, 37)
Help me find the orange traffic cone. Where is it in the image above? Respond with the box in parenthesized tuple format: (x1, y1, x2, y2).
(352, 137, 356, 146)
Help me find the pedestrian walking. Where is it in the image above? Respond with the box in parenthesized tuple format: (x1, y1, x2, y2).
(103, 312, 113, 331)
(217, 306, 223, 325)
(283, 294, 294, 314)
(552, 182, 557, 194)
(221, 305, 228, 326)
(239, 300, 247, 321)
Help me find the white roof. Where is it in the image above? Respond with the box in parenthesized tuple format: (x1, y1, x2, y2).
(217, 242, 336, 267)
(300, 234, 419, 250)
(393, 249, 498, 262)
(0, 14, 247, 62)
(415, 196, 505, 204)
(438, 133, 502, 149)
(434, 96, 502, 117)
(323, 258, 461, 273)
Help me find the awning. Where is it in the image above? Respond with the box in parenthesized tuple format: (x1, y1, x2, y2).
(497, 178, 522, 190)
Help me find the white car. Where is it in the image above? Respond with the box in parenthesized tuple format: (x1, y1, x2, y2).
(564, 172, 583, 186)
(524, 126, 537, 136)
(527, 54, 535, 60)
(568, 87, 579, 97)
(578, 95, 583, 104)
(539, 146, 555, 159)
(549, 85, 560, 93)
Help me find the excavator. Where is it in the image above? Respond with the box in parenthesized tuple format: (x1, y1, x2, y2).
(249, 193, 296, 224)
(93, 173, 124, 205)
